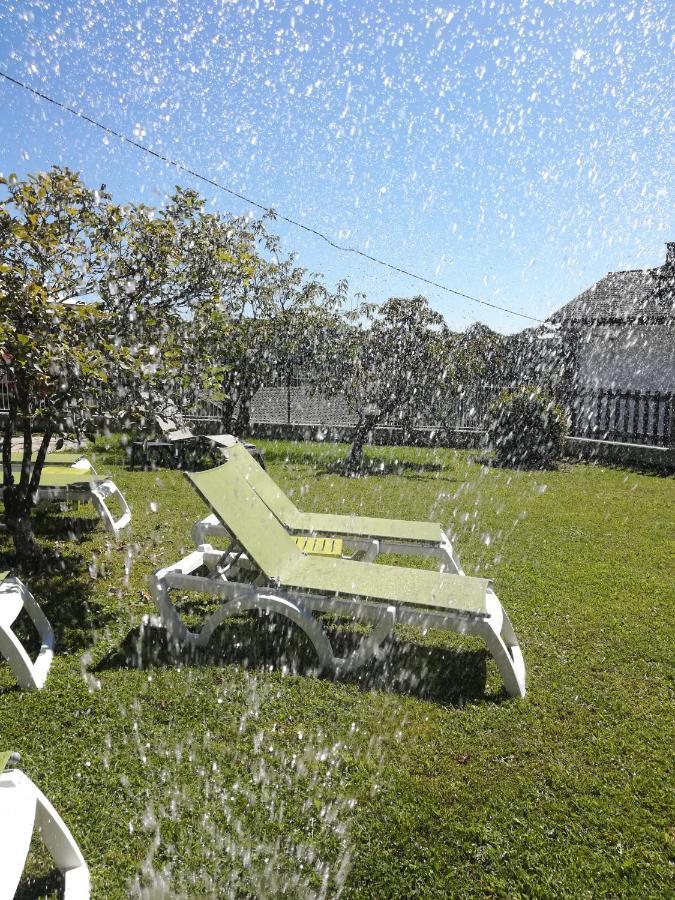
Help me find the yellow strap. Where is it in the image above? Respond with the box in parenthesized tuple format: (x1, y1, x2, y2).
(294, 536, 343, 558)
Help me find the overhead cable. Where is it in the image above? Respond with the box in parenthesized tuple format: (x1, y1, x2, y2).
(0, 69, 544, 323)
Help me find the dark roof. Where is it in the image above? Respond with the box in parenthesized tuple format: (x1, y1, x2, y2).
(550, 247, 675, 326)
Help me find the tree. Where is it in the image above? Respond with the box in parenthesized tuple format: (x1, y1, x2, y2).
(325, 296, 455, 471)
(93, 186, 236, 434)
(0, 169, 222, 564)
(263, 262, 347, 428)
(0, 168, 118, 562)
(202, 214, 347, 434)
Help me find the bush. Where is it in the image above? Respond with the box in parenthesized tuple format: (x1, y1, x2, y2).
(487, 387, 568, 468)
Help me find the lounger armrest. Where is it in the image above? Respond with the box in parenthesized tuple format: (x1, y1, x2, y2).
(0, 770, 90, 899)
(90, 479, 131, 537)
(191, 513, 226, 546)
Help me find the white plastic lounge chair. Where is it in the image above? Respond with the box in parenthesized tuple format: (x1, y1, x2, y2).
(0, 572, 54, 690)
(156, 420, 265, 466)
(155, 416, 198, 444)
(151, 462, 526, 698)
(0, 751, 90, 898)
(192, 438, 463, 574)
(0, 466, 131, 538)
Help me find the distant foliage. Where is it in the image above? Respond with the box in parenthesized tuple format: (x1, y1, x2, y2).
(487, 387, 568, 469)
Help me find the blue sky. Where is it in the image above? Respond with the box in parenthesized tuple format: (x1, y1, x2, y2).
(0, 0, 672, 333)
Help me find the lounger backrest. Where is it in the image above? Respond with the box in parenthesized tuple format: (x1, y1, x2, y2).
(226, 442, 300, 524)
(186, 462, 303, 580)
(156, 417, 177, 434)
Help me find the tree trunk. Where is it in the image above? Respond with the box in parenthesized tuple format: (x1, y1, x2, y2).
(235, 397, 251, 434)
(220, 397, 236, 433)
(3, 483, 39, 567)
(286, 371, 292, 425)
(344, 417, 375, 473)
(2, 381, 51, 568)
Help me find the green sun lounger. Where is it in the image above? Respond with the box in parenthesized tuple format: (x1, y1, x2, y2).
(192, 439, 463, 573)
(10, 451, 95, 471)
(151, 461, 525, 697)
(1, 465, 130, 538)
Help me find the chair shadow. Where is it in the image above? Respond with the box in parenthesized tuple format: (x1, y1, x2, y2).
(0, 542, 114, 653)
(262, 444, 450, 479)
(95, 615, 498, 707)
(30, 509, 101, 541)
(317, 459, 448, 479)
(14, 870, 64, 900)
(0, 682, 21, 697)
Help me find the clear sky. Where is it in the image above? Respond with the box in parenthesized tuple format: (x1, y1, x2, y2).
(0, 0, 672, 333)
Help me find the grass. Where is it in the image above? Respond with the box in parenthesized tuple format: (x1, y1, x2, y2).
(1, 438, 673, 898)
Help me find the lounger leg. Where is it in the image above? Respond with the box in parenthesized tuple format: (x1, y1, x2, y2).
(0, 770, 89, 899)
(149, 574, 199, 646)
(0, 577, 54, 690)
(330, 604, 396, 675)
(195, 593, 337, 673)
(33, 777, 90, 898)
(90, 480, 132, 538)
(438, 534, 464, 575)
(476, 590, 526, 698)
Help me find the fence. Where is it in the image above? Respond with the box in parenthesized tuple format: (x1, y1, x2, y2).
(1, 378, 673, 448)
(239, 385, 673, 448)
(568, 390, 672, 446)
(0, 379, 12, 415)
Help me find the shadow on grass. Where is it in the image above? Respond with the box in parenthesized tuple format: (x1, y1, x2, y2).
(30, 509, 100, 542)
(0, 538, 115, 654)
(261, 444, 451, 479)
(317, 458, 449, 479)
(95, 615, 493, 706)
(15, 871, 64, 900)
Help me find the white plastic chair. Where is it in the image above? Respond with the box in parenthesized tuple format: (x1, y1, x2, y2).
(0, 573, 54, 690)
(0, 755, 90, 898)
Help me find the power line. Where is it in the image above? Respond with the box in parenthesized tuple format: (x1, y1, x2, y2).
(0, 68, 544, 324)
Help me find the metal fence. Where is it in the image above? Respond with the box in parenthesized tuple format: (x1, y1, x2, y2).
(0, 379, 12, 415)
(2, 378, 673, 447)
(236, 385, 674, 447)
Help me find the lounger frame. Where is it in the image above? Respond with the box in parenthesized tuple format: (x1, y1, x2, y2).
(0, 767, 90, 898)
(0, 477, 131, 538)
(0, 574, 54, 690)
(150, 543, 526, 698)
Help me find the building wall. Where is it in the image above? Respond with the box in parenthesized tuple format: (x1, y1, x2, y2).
(576, 323, 675, 392)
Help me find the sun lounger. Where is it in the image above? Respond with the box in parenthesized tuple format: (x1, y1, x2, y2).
(155, 416, 199, 444)
(0, 466, 131, 538)
(11, 451, 97, 474)
(0, 573, 54, 690)
(192, 439, 463, 573)
(0, 751, 90, 898)
(151, 461, 526, 698)
(157, 420, 265, 467)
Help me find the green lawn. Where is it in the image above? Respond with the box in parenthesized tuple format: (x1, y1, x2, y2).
(1, 439, 673, 898)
